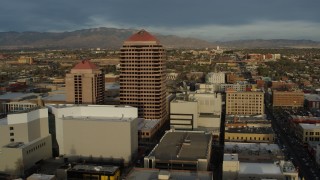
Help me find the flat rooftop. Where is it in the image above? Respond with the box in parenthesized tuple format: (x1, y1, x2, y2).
(239, 162, 281, 175)
(305, 94, 320, 102)
(70, 164, 119, 174)
(126, 168, 212, 180)
(226, 127, 274, 134)
(42, 93, 66, 102)
(138, 119, 160, 131)
(224, 142, 283, 163)
(226, 115, 267, 122)
(62, 115, 135, 122)
(299, 123, 320, 130)
(0, 92, 38, 101)
(27, 173, 55, 180)
(149, 130, 211, 161)
(199, 113, 220, 118)
(5, 142, 24, 148)
(224, 153, 239, 161)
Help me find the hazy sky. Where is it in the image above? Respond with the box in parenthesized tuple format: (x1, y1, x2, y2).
(1, 0, 320, 41)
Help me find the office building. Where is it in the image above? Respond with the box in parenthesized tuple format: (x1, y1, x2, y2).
(65, 60, 104, 104)
(226, 90, 264, 115)
(120, 30, 167, 124)
(272, 90, 304, 108)
(48, 104, 139, 164)
(0, 108, 52, 176)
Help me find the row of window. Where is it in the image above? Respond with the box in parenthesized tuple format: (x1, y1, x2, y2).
(26, 142, 46, 154)
(227, 136, 271, 141)
(305, 137, 320, 141)
(305, 131, 320, 135)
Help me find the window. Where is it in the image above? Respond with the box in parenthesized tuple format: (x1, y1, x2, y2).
(10, 133, 14, 136)
(10, 127, 14, 130)
(10, 138, 14, 142)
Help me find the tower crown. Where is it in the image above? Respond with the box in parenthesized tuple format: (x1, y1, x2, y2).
(72, 60, 98, 70)
(126, 29, 159, 42)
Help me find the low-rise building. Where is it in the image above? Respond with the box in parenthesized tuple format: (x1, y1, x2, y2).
(297, 123, 320, 144)
(305, 94, 320, 110)
(0, 108, 52, 176)
(144, 130, 212, 171)
(225, 127, 274, 143)
(223, 142, 298, 180)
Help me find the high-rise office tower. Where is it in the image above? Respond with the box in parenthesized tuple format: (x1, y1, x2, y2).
(66, 60, 104, 104)
(120, 30, 167, 124)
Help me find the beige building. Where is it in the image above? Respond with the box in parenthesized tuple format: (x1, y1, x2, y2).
(48, 104, 139, 164)
(170, 92, 222, 132)
(18, 56, 33, 64)
(120, 30, 167, 124)
(272, 90, 304, 108)
(65, 60, 104, 104)
(297, 123, 320, 144)
(226, 90, 264, 115)
(225, 127, 275, 143)
(206, 72, 226, 84)
(0, 108, 52, 176)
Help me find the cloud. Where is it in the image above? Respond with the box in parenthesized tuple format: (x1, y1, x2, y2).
(147, 20, 320, 41)
(0, 0, 319, 40)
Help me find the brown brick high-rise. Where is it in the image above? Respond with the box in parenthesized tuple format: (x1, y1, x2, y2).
(120, 30, 167, 124)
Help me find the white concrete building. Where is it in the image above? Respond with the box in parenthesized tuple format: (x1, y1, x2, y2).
(197, 82, 248, 93)
(206, 72, 226, 84)
(47, 104, 139, 164)
(0, 108, 52, 176)
(170, 92, 222, 133)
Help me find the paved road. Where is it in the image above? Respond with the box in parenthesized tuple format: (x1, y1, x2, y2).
(267, 107, 320, 180)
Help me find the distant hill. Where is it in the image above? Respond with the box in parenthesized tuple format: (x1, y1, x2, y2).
(0, 27, 319, 49)
(0, 27, 215, 49)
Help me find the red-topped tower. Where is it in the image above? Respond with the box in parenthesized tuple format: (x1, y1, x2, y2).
(66, 60, 104, 104)
(120, 30, 167, 124)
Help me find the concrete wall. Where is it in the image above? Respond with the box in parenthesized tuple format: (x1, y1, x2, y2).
(193, 93, 222, 115)
(0, 108, 52, 175)
(48, 105, 138, 155)
(0, 108, 49, 149)
(170, 101, 198, 129)
(62, 118, 138, 164)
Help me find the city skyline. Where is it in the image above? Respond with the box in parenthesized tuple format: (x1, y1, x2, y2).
(1, 0, 320, 41)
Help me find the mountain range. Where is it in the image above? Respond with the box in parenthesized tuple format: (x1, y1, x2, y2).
(0, 27, 319, 49)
